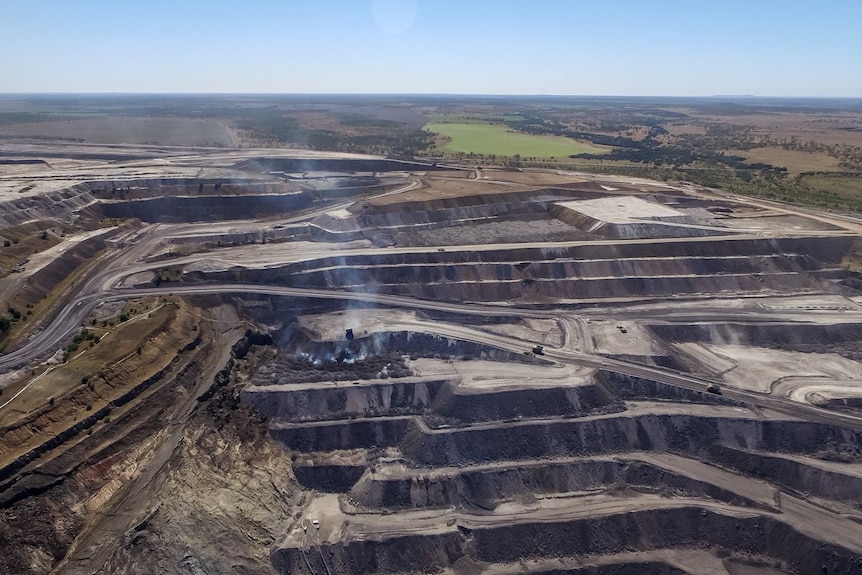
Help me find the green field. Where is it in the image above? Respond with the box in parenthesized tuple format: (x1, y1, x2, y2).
(424, 121, 608, 158)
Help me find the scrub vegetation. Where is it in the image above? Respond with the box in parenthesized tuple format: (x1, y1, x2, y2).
(419, 97, 862, 212)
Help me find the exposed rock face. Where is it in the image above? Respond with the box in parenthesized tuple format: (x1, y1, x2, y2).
(235, 330, 862, 575)
(347, 459, 771, 512)
(98, 190, 313, 223)
(96, 388, 299, 575)
(271, 509, 862, 575)
(188, 236, 854, 302)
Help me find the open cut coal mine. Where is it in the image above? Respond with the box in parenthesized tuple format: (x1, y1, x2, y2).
(229, 307, 862, 575)
(4, 150, 862, 575)
(213, 174, 862, 574)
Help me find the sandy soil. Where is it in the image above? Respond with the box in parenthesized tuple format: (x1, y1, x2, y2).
(479, 318, 563, 347)
(590, 320, 665, 356)
(297, 309, 419, 342)
(693, 343, 862, 396)
(370, 176, 515, 204)
(722, 213, 843, 232)
(13, 227, 116, 278)
(477, 169, 591, 186)
(557, 196, 686, 224)
(251, 356, 593, 394)
(674, 342, 739, 375)
(445, 359, 592, 391)
(773, 376, 862, 405)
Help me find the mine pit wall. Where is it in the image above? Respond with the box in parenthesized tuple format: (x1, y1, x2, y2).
(162, 225, 306, 249)
(263, 410, 862, 461)
(824, 397, 862, 410)
(293, 465, 367, 493)
(4, 175, 422, 227)
(0, 177, 308, 227)
(290, 254, 826, 284)
(87, 178, 301, 200)
(269, 416, 413, 452)
(15, 227, 119, 306)
(309, 204, 557, 243)
(271, 508, 862, 575)
(348, 459, 770, 512)
(240, 379, 448, 422)
(398, 415, 862, 467)
(0, 183, 98, 227)
(468, 509, 862, 574)
(242, 378, 618, 426)
(195, 236, 854, 302)
(320, 200, 550, 231)
(603, 354, 686, 371)
(0, 331, 203, 502)
(187, 294, 345, 327)
(227, 235, 852, 269)
(430, 382, 623, 424)
(272, 531, 466, 575)
(97, 192, 313, 223)
(408, 274, 815, 302)
(650, 322, 862, 348)
(708, 444, 862, 507)
(357, 187, 608, 217)
(598, 372, 743, 406)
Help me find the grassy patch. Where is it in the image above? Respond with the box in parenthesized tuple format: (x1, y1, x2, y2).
(425, 121, 608, 158)
(797, 173, 862, 204)
(737, 147, 843, 173)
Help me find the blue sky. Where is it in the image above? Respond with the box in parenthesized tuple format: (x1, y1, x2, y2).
(2, 0, 860, 96)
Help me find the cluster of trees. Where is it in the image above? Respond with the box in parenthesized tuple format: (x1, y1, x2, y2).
(0, 305, 25, 335)
(62, 328, 100, 362)
(234, 109, 434, 157)
(573, 145, 785, 173)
